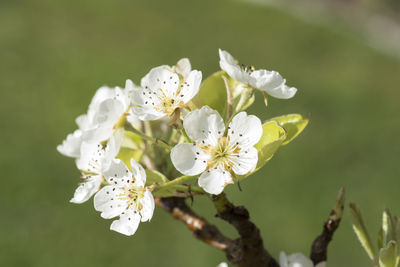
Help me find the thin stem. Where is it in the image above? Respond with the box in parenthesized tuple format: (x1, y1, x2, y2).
(310, 187, 346, 264)
(222, 75, 233, 122)
(157, 175, 194, 189)
(156, 197, 235, 252)
(125, 124, 171, 151)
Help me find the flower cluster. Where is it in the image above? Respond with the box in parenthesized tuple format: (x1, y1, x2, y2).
(58, 49, 303, 240)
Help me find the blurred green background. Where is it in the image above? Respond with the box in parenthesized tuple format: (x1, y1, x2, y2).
(1, 0, 400, 266)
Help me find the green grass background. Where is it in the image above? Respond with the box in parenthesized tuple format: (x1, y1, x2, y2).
(1, 0, 400, 266)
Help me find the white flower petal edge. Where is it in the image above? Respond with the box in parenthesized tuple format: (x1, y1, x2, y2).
(171, 106, 262, 194)
(70, 130, 124, 204)
(198, 168, 233, 195)
(94, 158, 154, 236)
(279, 251, 326, 267)
(130, 61, 202, 121)
(217, 263, 228, 267)
(58, 84, 133, 158)
(219, 49, 297, 99)
(57, 130, 82, 158)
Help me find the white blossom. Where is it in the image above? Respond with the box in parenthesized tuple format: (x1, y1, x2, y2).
(58, 82, 134, 158)
(70, 130, 123, 204)
(77, 83, 131, 143)
(219, 49, 297, 99)
(130, 59, 202, 121)
(217, 263, 228, 267)
(171, 106, 262, 195)
(94, 158, 155, 236)
(57, 129, 83, 158)
(280, 252, 326, 267)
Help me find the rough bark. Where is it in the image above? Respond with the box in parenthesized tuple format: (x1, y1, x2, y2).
(212, 193, 280, 267)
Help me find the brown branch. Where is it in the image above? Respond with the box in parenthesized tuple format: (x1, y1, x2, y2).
(310, 187, 346, 265)
(212, 193, 280, 267)
(155, 197, 240, 255)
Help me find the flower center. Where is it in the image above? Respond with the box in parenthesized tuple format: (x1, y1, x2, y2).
(119, 186, 146, 210)
(206, 137, 241, 171)
(240, 63, 255, 74)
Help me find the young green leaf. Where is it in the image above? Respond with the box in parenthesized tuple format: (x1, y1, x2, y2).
(145, 169, 168, 185)
(379, 241, 398, 267)
(191, 71, 227, 116)
(349, 203, 376, 262)
(253, 121, 286, 171)
(266, 114, 309, 145)
(383, 209, 397, 247)
(116, 147, 143, 167)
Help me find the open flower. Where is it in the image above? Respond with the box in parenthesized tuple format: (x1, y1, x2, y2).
(171, 106, 262, 195)
(219, 49, 297, 99)
(94, 158, 155, 236)
(130, 59, 202, 121)
(70, 130, 123, 204)
(58, 82, 133, 158)
(77, 84, 131, 143)
(280, 252, 326, 267)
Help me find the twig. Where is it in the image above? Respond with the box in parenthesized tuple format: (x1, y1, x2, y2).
(222, 75, 233, 122)
(212, 193, 280, 267)
(310, 187, 346, 265)
(155, 197, 236, 253)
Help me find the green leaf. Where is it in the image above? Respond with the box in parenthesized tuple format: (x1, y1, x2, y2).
(383, 209, 397, 246)
(349, 203, 376, 262)
(123, 130, 142, 149)
(379, 241, 398, 267)
(145, 169, 168, 186)
(116, 147, 143, 167)
(379, 228, 384, 250)
(266, 114, 309, 146)
(152, 184, 204, 198)
(192, 71, 227, 116)
(247, 121, 286, 175)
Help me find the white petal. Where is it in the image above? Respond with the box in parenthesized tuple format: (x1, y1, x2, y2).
(175, 58, 191, 78)
(139, 190, 155, 222)
(249, 70, 284, 92)
(279, 252, 289, 267)
(103, 159, 134, 186)
(183, 106, 225, 146)
(231, 147, 258, 175)
(82, 126, 113, 144)
(130, 106, 165, 121)
(287, 253, 314, 267)
(110, 209, 141, 236)
(171, 143, 209, 176)
(94, 186, 128, 219)
(92, 99, 125, 128)
(130, 158, 146, 187)
(89, 86, 116, 110)
(126, 112, 141, 129)
(131, 86, 161, 108)
(219, 49, 249, 84)
(198, 168, 233, 195)
(250, 70, 297, 99)
(57, 130, 82, 158)
(76, 114, 91, 131)
(267, 83, 297, 99)
(103, 129, 124, 162)
(141, 67, 180, 98)
(76, 141, 104, 172)
(176, 70, 202, 103)
(228, 112, 262, 147)
(70, 175, 102, 204)
(124, 79, 136, 92)
(217, 263, 228, 267)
